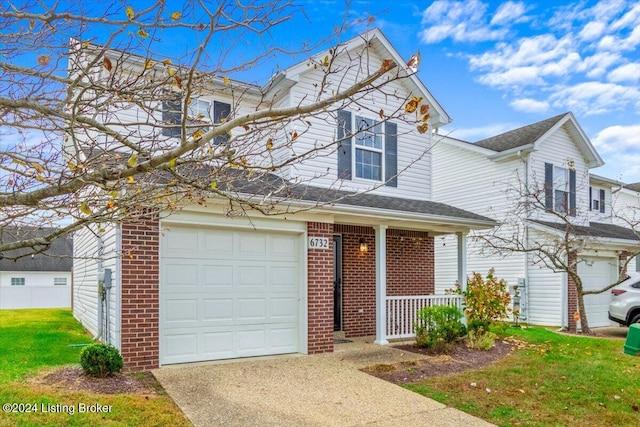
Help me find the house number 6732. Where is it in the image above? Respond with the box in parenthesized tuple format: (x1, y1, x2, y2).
(308, 237, 329, 249)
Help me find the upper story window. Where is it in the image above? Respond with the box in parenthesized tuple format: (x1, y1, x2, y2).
(336, 110, 398, 187)
(544, 163, 576, 216)
(589, 187, 606, 213)
(162, 95, 231, 144)
(11, 277, 25, 286)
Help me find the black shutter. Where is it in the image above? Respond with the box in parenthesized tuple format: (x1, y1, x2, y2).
(569, 169, 576, 216)
(589, 187, 593, 211)
(162, 96, 182, 137)
(337, 110, 352, 180)
(213, 101, 231, 145)
(599, 189, 605, 213)
(544, 163, 553, 210)
(385, 122, 398, 187)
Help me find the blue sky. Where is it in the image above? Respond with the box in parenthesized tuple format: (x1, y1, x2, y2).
(261, 0, 640, 182)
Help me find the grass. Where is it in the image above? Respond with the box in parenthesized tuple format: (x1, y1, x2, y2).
(0, 309, 191, 427)
(405, 326, 640, 427)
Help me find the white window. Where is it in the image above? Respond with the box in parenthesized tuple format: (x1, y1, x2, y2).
(187, 98, 212, 123)
(553, 166, 569, 213)
(354, 116, 383, 181)
(11, 277, 25, 286)
(54, 277, 67, 286)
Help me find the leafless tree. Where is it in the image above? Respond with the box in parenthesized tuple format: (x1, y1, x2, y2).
(476, 171, 640, 334)
(0, 1, 432, 256)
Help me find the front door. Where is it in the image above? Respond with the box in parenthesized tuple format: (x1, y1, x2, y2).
(333, 235, 343, 331)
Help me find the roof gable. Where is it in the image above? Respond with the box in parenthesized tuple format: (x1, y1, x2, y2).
(475, 112, 603, 168)
(273, 28, 451, 128)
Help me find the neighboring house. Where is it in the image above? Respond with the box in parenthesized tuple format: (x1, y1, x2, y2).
(0, 227, 72, 309)
(433, 112, 640, 330)
(70, 29, 496, 370)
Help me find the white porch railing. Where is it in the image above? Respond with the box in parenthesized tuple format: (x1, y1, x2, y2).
(386, 294, 465, 339)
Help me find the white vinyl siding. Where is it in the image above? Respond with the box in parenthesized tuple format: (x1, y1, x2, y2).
(72, 223, 120, 348)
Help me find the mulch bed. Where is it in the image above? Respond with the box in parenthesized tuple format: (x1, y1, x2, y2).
(362, 339, 515, 384)
(30, 366, 159, 395)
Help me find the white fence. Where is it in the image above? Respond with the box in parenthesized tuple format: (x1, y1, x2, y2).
(386, 294, 464, 339)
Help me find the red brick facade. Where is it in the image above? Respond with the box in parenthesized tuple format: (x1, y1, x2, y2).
(116, 217, 436, 368)
(120, 213, 160, 370)
(334, 225, 435, 338)
(307, 222, 335, 354)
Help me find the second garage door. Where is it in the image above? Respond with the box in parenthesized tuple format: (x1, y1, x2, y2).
(578, 256, 617, 328)
(160, 225, 302, 365)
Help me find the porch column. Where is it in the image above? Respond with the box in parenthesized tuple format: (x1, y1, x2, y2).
(374, 224, 388, 345)
(457, 231, 467, 292)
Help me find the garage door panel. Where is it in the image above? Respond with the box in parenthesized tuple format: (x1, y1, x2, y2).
(164, 299, 198, 323)
(202, 265, 234, 287)
(164, 228, 199, 256)
(160, 225, 301, 365)
(202, 298, 233, 321)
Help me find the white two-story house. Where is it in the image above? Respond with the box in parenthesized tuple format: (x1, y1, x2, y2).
(433, 112, 640, 330)
(70, 29, 496, 369)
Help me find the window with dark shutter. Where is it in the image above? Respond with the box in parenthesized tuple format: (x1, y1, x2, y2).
(569, 169, 576, 216)
(385, 122, 397, 187)
(599, 189, 605, 213)
(337, 110, 352, 180)
(544, 163, 553, 210)
(162, 95, 182, 137)
(589, 186, 593, 211)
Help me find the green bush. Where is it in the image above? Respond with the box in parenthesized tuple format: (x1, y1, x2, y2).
(414, 305, 466, 353)
(462, 269, 511, 349)
(80, 343, 123, 377)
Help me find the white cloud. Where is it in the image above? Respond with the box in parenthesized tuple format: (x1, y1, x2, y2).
(447, 123, 519, 141)
(608, 63, 640, 83)
(592, 124, 640, 154)
(549, 82, 640, 115)
(581, 51, 622, 78)
(419, 0, 510, 43)
(578, 21, 606, 41)
(478, 66, 544, 88)
(610, 2, 640, 30)
(510, 98, 550, 113)
(490, 1, 528, 26)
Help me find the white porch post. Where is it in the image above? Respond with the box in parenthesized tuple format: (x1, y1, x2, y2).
(374, 224, 388, 345)
(457, 231, 468, 292)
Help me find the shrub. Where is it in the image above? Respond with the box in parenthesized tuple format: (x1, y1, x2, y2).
(414, 305, 466, 353)
(80, 343, 123, 377)
(461, 269, 511, 349)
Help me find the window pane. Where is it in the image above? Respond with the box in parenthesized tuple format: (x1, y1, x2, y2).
(355, 148, 382, 180)
(188, 98, 211, 121)
(555, 190, 568, 213)
(355, 117, 382, 149)
(54, 278, 67, 286)
(11, 278, 25, 286)
(553, 166, 567, 190)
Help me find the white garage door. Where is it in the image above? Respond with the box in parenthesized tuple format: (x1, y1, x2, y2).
(160, 225, 301, 365)
(578, 257, 617, 328)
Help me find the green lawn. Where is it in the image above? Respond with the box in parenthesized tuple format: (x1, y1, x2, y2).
(405, 326, 640, 427)
(0, 309, 191, 427)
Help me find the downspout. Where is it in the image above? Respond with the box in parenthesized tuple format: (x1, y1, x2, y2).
(95, 235, 104, 341)
(518, 150, 530, 322)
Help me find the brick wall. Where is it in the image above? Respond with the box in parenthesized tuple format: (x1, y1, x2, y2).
(335, 225, 435, 338)
(120, 212, 160, 370)
(335, 225, 376, 338)
(387, 229, 434, 296)
(307, 222, 334, 354)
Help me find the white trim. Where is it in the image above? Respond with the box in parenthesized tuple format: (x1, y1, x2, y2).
(457, 231, 467, 291)
(374, 224, 388, 345)
(299, 229, 309, 355)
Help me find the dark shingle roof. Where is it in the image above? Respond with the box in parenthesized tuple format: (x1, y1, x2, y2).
(532, 220, 640, 243)
(0, 227, 73, 271)
(475, 113, 568, 152)
(624, 182, 640, 192)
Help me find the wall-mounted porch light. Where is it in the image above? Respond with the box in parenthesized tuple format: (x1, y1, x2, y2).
(359, 238, 368, 253)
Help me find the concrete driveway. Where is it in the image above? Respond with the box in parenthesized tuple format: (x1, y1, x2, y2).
(153, 338, 494, 427)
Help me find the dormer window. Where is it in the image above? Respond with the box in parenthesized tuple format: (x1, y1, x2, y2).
(336, 110, 398, 187)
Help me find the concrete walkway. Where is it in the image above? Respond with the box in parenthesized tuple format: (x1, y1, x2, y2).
(153, 339, 494, 427)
